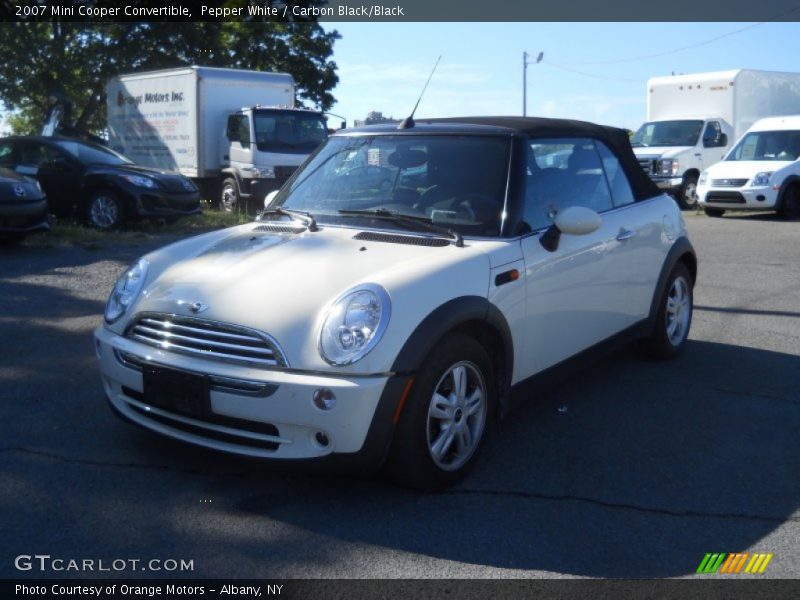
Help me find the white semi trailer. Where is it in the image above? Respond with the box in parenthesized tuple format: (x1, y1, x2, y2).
(107, 66, 330, 211)
(631, 69, 800, 208)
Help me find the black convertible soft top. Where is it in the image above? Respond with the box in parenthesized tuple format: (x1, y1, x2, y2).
(341, 116, 661, 202)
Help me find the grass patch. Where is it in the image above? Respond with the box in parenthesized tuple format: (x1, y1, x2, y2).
(26, 204, 254, 249)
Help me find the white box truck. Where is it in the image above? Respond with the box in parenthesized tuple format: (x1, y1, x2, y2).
(631, 69, 800, 208)
(107, 66, 330, 211)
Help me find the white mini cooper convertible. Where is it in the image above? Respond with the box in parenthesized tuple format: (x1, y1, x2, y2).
(95, 117, 697, 490)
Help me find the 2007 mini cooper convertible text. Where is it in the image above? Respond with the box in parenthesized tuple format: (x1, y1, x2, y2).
(95, 117, 697, 490)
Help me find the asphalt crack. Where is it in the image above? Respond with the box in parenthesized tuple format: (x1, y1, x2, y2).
(449, 488, 799, 524)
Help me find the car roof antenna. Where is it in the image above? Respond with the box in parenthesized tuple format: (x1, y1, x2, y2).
(398, 56, 441, 130)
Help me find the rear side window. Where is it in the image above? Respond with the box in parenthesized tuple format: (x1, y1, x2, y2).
(523, 138, 614, 231)
(0, 142, 13, 166)
(595, 141, 635, 207)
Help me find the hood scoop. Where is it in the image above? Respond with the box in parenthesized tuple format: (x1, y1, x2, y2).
(252, 223, 307, 235)
(353, 231, 449, 247)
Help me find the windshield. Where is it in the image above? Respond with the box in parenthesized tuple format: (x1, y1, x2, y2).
(54, 140, 132, 165)
(253, 110, 328, 154)
(726, 130, 800, 162)
(631, 120, 703, 147)
(272, 134, 511, 237)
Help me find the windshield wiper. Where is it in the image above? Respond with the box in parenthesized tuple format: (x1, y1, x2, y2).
(631, 141, 647, 148)
(338, 208, 464, 247)
(261, 207, 318, 231)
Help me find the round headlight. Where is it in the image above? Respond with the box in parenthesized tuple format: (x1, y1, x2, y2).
(105, 258, 149, 324)
(318, 284, 391, 366)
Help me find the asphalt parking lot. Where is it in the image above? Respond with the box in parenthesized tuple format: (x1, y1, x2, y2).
(1, 212, 798, 579)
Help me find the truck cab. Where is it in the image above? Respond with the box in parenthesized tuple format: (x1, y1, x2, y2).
(631, 117, 732, 209)
(221, 106, 328, 212)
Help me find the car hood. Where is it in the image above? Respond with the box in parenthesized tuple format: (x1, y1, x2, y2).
(86, 163, 188, 179)
(0, 167, 44, 201)
(0, 166, 32, 183)
(119, 223, 493, 373)
(633, 146, 694, 160)
(704, 160, 795, 180)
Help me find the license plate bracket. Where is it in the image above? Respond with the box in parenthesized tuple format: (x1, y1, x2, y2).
(142, 365, 211, 419)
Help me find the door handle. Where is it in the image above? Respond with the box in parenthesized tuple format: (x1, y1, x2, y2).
(616, 228, 637, 241)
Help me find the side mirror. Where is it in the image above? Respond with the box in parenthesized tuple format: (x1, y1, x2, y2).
(554, 206, 602, 235)
(264, 190, 279, 209)
(718, 133, 728, 147)
(540, 206, 602, 252)
(340, 120, 346, 130)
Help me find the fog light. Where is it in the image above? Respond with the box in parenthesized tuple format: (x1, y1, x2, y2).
(315, 432, 330, 447)
(756, 195, 766, 202)
(312, 388, 336, 410)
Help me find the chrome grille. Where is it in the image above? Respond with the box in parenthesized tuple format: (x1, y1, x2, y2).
(126, 313, 288, 368)
(638, 159, 656, 175)
(711, 178, 749, 188)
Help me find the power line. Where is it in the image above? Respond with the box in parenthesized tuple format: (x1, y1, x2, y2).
(554, 7, 800, 66)
(541, 60, 643, 83)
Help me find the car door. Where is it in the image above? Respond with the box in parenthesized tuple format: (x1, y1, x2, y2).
(519, 137, 649, 376)
(227, 113, 253, 181)
(701, 120, 729, 167)
(14, 141, 82, 215)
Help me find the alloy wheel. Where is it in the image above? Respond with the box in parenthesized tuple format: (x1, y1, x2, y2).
(426, 361, 487, 471)
(666, 276, 691, 346)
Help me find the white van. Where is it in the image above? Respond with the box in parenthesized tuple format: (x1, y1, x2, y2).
(633, 70, 800, 209)
(697, 116, 800, 218)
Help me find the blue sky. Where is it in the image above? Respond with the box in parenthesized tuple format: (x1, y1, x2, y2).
(325, 22, 800, 131)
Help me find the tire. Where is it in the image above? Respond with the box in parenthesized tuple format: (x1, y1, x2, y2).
(677, 174, 699, 210)
(703, 208, 725, 218)
(640, 263, 693, 359)
(220, 178, 243, 213)
(777, 184, 800, 220)
(386, 334, 495, 491)
(86, 190, 125, 230)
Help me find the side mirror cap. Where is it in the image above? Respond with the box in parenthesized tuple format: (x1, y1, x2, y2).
(264, 190, 279, 208)
(554, 206, 602, 236)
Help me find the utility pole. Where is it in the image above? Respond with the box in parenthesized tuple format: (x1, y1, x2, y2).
(523, 51, 544, 117)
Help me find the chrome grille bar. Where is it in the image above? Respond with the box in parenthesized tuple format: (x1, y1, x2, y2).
(125, 313, 288, 368)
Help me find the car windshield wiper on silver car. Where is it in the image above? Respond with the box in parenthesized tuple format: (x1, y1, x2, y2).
(260, 206, 318, 231)
(338, 208, 464, 247)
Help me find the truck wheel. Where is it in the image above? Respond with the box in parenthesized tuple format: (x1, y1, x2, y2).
(639, 263, 693, 359)
(677, 175, 699, 210)
(86, 190, 125, 230)
(777, 184, 800, 219)
(386, 334, 495, 491)
(220, 178, 242, 213)
(704, 208, 725, 218)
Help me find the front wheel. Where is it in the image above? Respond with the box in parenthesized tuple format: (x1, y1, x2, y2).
(220, 178, 243, 213)
(386, 334, 494, 490)
(640, 263, 693, 359)
(777, 185, 800, 219)
(677, 175, 699, 210)
(86, 190, 125, 230)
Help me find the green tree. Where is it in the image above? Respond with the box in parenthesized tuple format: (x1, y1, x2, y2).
(0, 18, 339, 135)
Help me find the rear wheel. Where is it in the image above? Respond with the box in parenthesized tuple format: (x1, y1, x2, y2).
(86, 190, 125, 230)
(777, 184, 800, 219)
(640, 263, 693, 359)
(703, 208, 725, 218)
(386, 334, 494, 491)
(677, 174, 699, 210)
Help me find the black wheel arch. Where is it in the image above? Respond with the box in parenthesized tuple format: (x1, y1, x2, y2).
(81, 178, 135, 214)
(391, 296, 514, 403)
(648, 236, 697, 323)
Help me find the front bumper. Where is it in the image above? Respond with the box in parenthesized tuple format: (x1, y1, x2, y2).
(126, 188, 202, 219)
(652, 177, 683, 194)
(0, 198, 50, 234)
(94, 326, 396, 463)
(697, 185, 778, 210)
